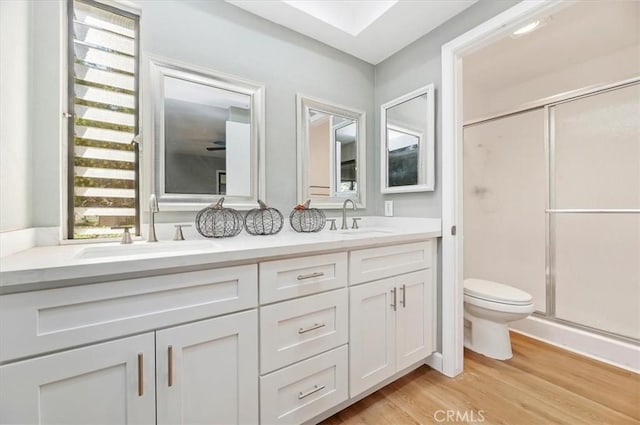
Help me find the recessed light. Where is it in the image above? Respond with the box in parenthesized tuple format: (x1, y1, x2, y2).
(512, 20, 541, 37)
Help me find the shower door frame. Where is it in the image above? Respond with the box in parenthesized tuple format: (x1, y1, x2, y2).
(462, 78, 640, 343)
(441, 0, 637, 377)
(544, 80, 640, 343)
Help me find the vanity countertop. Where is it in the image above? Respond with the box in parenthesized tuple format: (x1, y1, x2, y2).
(0, 217, 441, 294)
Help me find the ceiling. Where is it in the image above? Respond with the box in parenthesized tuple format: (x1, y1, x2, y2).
(226, 0, 477, 64)
(463, 1, 640, 90)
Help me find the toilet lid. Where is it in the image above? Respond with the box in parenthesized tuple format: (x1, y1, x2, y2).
(464, 278, 533, 305)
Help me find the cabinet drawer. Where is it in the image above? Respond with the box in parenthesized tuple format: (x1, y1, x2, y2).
(260, 345, 348, 425)
(259, 252, 347, 304)
(0, 265, 257, 362)
(260, 289, 347, 373)
(350, 241, 433, 285)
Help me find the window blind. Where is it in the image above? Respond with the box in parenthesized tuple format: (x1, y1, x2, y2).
(68, 0, 139, 239)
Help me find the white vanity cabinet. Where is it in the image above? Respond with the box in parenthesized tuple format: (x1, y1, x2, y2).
(258, 253, 350, 424)
(0, 265, 259, 425)
(349, 242, 436, 397)
(0, 231, 441, 425)
(0, 333, 156, 425)
(0, 311, 258, 425)
(155, 310, 258, 425)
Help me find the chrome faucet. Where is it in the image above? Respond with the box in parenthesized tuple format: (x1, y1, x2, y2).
(148, 194, 159, 242)
(341, 198, 357, 230)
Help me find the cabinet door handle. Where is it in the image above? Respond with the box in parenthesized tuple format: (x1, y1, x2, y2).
(298, 384, 325, 399)
(297, 272, 324, 280)
(400, 284, 406, 308)
(298, 322, 326, 334)
(137, 353, 144, 397)
(168, 345, 174, 387)
(390, 287, 397, 311)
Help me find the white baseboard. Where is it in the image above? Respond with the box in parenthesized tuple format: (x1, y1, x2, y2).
(0, 227, 60, 257)
(510, 316, 639, 373)
(425, 351, 443, 373)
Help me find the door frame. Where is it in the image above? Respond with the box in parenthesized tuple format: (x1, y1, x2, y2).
(440, 0, 564, 377)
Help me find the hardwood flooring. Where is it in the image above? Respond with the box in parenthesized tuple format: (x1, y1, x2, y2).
(321, 333, 640, 425)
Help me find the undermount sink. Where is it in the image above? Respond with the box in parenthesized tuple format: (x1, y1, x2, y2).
(74, 240, 220, 259)
(336, 228, 394, 236)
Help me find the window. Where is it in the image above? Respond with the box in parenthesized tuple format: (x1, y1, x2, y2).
(67, 0, 139, 239)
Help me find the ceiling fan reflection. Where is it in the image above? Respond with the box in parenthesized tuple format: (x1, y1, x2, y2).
(206, 140, 226, 151)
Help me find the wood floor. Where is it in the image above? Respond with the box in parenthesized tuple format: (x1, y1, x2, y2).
(322, 333, 640, 425)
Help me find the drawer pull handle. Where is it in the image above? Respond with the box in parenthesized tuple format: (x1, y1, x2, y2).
(137, 353, 144, 397)
(390, 287, 397, 311)
(298, 323, 326, 334)
(298, 384, 325, 399)
(400, 284, 406, 308)
(297, 272, 324, 280)
(168, 345, 174, 387)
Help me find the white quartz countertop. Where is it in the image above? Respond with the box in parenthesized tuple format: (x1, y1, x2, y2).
(0, 217, 441, 294)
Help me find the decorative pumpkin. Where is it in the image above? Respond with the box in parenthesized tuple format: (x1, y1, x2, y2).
(195, 198, 243, 238)
(244, 200, 284, 235)
(289, 200, 326, 233)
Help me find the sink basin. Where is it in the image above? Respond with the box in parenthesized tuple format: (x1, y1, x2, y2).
(74, 240, 220, 259)
(336, 228, 394, 236)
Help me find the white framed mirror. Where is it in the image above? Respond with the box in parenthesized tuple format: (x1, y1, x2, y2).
(381, 84, 435, 193)
(296, 94, 366, 209)
(148, 56, 265, 210)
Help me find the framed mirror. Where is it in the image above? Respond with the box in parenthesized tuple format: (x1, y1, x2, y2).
(296, 95, 366, 209)
(381, 84, 435, 193)
(148, 57, 265, 210)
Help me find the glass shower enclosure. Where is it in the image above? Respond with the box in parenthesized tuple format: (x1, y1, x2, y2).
(463, 81, 640, 342)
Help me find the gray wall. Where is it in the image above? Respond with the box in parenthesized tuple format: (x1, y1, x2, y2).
(0, 0, 32, 232)
(2, 0, 519, 231)
(11, 0, 375, 229)
(145, 0, 374, 220)
(373, 0, 519, 350)
(374, 0, 519, 218)
(31, 0, 64, 229)
(165, 154, 226, 195)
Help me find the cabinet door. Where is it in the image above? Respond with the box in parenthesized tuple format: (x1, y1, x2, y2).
(0, 333, 155, 425)
(396, 270, 436, 370)
(349, 278, 396, 397)
(156, 310, 258, 425)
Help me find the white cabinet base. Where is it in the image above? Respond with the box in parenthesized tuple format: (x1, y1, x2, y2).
(0, 333, 156, 425)
(349, 278, 397, 397)
(156, 310, 258, 425)
(261, 345, 348, 425)
(303, 354, 438, 425)
(349, 270, 435, 398)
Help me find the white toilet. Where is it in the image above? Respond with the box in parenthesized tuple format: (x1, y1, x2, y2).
(463, 278, 535, 360)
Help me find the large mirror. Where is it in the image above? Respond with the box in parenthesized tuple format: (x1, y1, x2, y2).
(381, 84, 435, 193)
(297, 95, 366, 208)
(149, 57, 265, 209)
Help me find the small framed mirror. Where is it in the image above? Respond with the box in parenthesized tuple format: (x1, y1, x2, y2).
(296, 95, 366, 208)
(381, 84, 435, 193)
(148, 57, 265, 210)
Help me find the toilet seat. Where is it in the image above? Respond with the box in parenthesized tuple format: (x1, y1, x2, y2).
(464, 278, 533, 306)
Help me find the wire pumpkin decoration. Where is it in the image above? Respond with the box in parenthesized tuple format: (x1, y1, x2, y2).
(289, 200, 326, 233)
(244, 200, 284, 236)
(195, 198, 243, 238)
